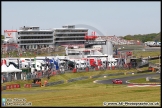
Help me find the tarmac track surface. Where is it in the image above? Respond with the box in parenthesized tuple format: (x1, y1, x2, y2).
(96, 73, 159, 84)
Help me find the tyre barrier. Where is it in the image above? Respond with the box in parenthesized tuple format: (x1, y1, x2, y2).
(72, 68, 77, 73)
(67, 76, 89, 83)
(2, 84, 20, 90)
(107, 67, 110, 70)
(85, 67, 89, 72)
(95, 67, 99, 71)
(6, 85, 11, 90)
(45, 80, 64, 87)
(24, 84, 32, 88)
(112, 66, 115, 70)
(52, 71, 57, 75)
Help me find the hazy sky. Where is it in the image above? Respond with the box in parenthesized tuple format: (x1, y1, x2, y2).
(2, 2, 160, 36)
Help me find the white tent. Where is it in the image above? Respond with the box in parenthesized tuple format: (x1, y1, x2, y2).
(8, 64, 22, 72)
(1, 64, 13, 73)
(1, 64, 13, 83)
(8, 64, 22, 80)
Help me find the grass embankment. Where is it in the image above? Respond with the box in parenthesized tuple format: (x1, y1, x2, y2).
(129, 78, 159, 83)
(133, 50, 160, 58)
(2, 72, 155, 92)
(149, 59, 161, 64)
(2, 67, 139, 87)
(2, 66, 160, 106)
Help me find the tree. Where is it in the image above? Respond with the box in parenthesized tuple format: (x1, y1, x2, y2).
(123, 32, 160, 42)
(1, 35, 4, 39)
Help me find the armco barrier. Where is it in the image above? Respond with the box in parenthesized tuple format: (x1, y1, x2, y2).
(91, 75, 102, 79)
(67, 76, 88, 83)
(45, 80, 64, 87)
(91, 71, 152, 79)
(31, 83, 41, 87)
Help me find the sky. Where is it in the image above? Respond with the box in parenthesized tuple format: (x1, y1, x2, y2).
(1, 1, 160, 36)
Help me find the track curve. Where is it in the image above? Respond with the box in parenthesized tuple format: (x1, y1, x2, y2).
(96, 73, 160, 84)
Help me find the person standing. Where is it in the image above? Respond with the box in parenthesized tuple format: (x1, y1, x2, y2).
(44, 80, 48, 86)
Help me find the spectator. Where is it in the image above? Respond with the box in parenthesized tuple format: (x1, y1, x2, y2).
(44, 80, 48, 86)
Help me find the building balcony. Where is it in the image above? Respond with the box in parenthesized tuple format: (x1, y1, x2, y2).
(54, 40, 86, 42)
(18, 38, 53, 41)
(54, 36, 85, 38)
(54, 32, 87, 34)
(18, 34, 53, 36)
(18, 43, 54, 45)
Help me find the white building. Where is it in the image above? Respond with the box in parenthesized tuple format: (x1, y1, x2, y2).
(3, 25, 88, 50)
(53, 25, 88, 46)
(17, 26, 54, 49)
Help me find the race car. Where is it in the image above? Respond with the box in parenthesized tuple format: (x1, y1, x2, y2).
(112, 79, 122, 84)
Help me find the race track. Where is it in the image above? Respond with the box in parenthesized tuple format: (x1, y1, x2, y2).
(96, 73, 160, 84)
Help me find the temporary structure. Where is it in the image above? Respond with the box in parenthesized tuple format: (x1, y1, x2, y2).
(8, 64, 22, 72)
(1, 64, 13, 73)
(8, 64, 22, 80)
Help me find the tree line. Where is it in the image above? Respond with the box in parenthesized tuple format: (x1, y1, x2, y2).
(122, 32, 161, 43)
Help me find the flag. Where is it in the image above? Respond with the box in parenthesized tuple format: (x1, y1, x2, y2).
(52, 58, 56, 69)
(53, 58, 59, 70)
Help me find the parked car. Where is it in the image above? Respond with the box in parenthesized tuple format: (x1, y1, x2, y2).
(112, 79, 122, 84)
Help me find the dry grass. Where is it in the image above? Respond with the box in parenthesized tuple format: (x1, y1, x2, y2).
(2, 71, 160, 106)
(133, 50, 160, 58)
